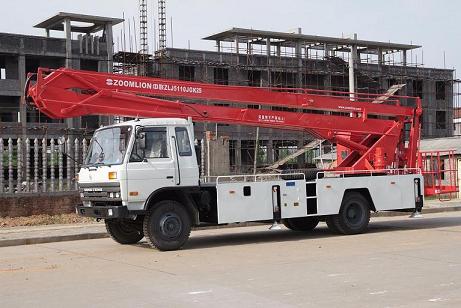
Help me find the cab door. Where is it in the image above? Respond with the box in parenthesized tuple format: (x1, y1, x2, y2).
(126, 126, 176, 207)
(171, 126, 199, 186)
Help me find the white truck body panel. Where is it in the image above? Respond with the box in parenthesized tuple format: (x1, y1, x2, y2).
(316, 173, 423, 216)
(216, 178, 307, 224)
(214, 172, 423, 223)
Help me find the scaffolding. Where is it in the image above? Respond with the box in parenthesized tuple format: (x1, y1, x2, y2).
(158, 0, 167, 51)
(138, 0, 149, 76)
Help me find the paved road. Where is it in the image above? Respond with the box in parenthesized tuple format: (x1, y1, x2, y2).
(1, 212, 461, 308)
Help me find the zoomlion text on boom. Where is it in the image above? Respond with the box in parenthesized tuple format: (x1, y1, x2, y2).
(106, 78, 203, 94)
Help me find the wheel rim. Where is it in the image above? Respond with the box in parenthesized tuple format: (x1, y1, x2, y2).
(346, 203, 363, 226)
(159, 213, 182, 238)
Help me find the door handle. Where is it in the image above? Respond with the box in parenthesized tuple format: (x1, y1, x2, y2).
(166, 176, 174, 179)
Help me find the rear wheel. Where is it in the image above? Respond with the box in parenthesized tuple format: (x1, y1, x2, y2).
(105, 219, 144, 244)
(333, 192, 370, 235)
(283, 217, 319, 231)
(143, 200, 192, 251)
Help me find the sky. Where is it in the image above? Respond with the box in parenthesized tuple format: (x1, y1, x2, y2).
(1, 0, 459, 75)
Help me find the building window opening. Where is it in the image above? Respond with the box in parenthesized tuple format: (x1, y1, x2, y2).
(214, 68, 228, 85)
(436, 81, 446, 100)
(0, 56, 6, 79)
(412, 80, 423, 99)
(179, 65, 195, 81)
(248, 70, 261, 87)
(436, 110, 446, 130)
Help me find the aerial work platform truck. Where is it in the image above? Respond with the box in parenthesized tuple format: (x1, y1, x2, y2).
(26, 68, 457, 250)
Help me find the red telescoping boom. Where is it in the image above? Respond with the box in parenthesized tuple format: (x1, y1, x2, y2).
(27, 67, 422, 173)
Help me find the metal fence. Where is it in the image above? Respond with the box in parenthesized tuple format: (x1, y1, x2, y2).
(0, 137, 88, 195)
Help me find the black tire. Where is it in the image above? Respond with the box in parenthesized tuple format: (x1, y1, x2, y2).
(325, 216, 341, 234)
(105, 219, 144, 244)
(333, 192, 370, 235)
(143, 200, 192, 251)
(283, 217, 319, 231)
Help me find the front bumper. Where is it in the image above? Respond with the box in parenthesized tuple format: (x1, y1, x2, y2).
(76, 205, 129, 219)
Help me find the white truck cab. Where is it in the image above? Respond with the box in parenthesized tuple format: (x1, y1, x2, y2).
(78, 118, 199, 211)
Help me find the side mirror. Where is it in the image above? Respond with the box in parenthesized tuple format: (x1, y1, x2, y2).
(137, 132, 146, 150)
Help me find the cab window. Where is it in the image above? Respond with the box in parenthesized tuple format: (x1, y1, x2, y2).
(130, 127, 169, 162)
(175, 127, 192, 156)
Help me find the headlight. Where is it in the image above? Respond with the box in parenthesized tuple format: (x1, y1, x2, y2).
(109, 192, 114, 198)
(115, 192, 120, 198)
(80, 193, 84, 198)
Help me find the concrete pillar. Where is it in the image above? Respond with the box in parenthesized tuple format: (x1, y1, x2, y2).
(267, 139, 274, 164)
(266, 38, 271, 87)
(377, 48, 383, 67)
(402, 50, 407, 66)
(63, 18, 82, 129)
(208, 136, 230, 176)
(99, 23, 115, 126)
(235, 36, 240, 65)
(18, 54, 26, 137)
(348, 34, 357, 100)
(64, 18, 72, 68)
(323, 43, 329, 58)
(247, 42, 253, 55)
(217, 40, 221, 53)
(295, 41, 303, 88)
(323, 44, 332, 95)
(104, 23, 114, 73)
(235, 139, 242, 174)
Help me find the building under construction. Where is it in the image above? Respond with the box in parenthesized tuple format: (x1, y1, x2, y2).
(151, 28, 455, 173)
(0, 13, 456, 175)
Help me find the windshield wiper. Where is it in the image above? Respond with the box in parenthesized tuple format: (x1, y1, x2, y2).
(84, 161, 111, 169)
(92, 137, 105, 162)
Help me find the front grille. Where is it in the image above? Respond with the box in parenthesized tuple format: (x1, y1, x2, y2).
(78, 182, 121, 201)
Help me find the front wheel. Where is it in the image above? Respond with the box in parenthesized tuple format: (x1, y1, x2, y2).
(283, 217, 319, 231)
(143, 200, 192, 251)
(105, 219, 144, 244)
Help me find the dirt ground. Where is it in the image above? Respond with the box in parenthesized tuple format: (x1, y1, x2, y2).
(0, 214, 94, 228)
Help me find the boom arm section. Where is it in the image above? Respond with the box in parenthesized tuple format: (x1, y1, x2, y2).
(26, 67, 422, 172)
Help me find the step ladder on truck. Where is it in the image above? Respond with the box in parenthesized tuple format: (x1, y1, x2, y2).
(25, 68, 458, 250)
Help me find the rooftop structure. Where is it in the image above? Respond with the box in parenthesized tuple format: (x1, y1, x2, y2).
(34, 12, 123, 34)
(0, 13, 122, 138)
(202, 27, 424, 70)
(204, 27, 420, 54)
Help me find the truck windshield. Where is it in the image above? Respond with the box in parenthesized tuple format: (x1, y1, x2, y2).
(85, 126, 132, 166)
